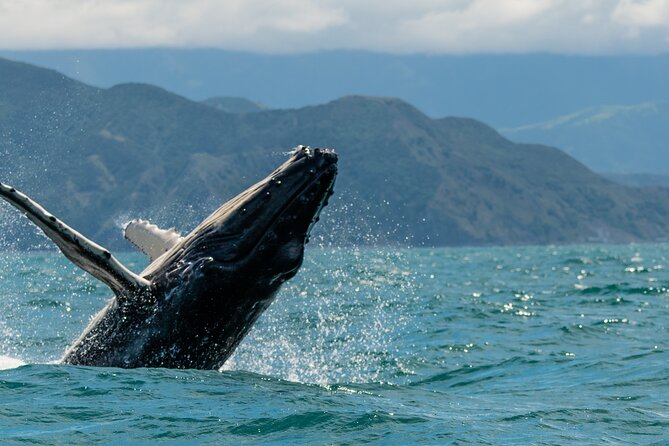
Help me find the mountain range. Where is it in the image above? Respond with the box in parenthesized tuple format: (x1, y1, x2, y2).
(3, 49, 669, 129)
(2, 56, 669, 249)
(501, 102, 669, 174)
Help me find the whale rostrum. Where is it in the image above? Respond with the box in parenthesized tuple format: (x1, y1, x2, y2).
(0, 146, 338, 369)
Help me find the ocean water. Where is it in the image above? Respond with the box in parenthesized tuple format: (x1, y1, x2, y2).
(0, 245, 668, 445)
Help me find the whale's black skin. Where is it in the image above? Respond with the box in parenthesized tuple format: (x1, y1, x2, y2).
(0, 146, 337, 369)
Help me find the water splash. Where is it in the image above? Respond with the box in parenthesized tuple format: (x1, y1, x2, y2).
(0, 355, 25, 370)
(222, 247, 416, 385)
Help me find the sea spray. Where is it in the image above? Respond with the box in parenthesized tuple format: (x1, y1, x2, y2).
(222, 246, 417, 384)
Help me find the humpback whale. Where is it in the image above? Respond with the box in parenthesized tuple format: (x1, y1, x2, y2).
(0, 146, 337, 369)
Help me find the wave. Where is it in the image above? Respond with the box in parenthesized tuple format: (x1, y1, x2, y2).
(577, 283, 668, 296)
(409, 356, 540, 387)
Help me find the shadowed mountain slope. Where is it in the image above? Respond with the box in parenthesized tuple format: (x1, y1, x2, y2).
(1, 57, 669, 248)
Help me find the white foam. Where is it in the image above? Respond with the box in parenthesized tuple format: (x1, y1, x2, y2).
(0, 355, 26, 370)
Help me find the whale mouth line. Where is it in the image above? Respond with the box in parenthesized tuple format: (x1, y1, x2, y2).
(250, 163, 337, 257)
(175, 151, 337, 267)
(267, 165, 337, 283)
(198, 163, 337, 265)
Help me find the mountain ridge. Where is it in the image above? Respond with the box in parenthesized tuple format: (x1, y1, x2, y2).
(4, 49, 669, 127)
(201, 97, 268, 114)
(1, 57, 669, 249)
(500, 101, 669, 173)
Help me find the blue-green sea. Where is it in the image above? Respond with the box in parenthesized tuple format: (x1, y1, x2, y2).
(1, 245, 668, 445)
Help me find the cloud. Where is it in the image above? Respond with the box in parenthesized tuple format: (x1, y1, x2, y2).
(0, 0, 348, 50)
(1, 0, 668, 54)
(613, 0, 669, 26)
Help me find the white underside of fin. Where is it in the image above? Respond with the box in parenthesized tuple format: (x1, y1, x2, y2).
(124, 219, 183, 262)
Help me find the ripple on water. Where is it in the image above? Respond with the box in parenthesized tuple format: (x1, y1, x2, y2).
(0, 246, 669, 444)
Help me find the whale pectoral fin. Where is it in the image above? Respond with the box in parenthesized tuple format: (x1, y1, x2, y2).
(0, 182, 151, 297)
(124, 219, 183, 262)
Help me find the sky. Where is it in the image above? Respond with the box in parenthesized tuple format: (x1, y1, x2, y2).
(1, 0, 669, 54)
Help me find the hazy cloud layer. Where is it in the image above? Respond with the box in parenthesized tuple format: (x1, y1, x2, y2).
(1, 0, 668, 53)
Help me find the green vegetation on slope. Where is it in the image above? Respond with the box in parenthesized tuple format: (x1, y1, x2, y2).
(200, 97, 268, 114)
(501, 102, 669, 174)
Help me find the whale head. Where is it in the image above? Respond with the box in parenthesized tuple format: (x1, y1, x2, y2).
(136, 146, 338, 368)
(148, 145, 337, 285)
